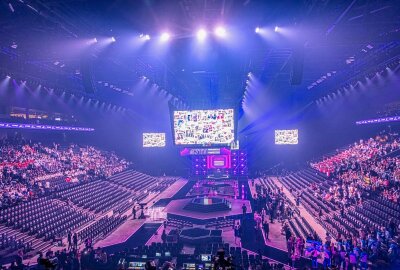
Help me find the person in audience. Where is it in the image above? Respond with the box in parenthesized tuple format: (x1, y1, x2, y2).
(67, 231, 72, 250)
(242, 203, 247, 217)
(310, 245, 319, 269)
(263, 219, 270, 240)
(161, 229, 167, 244)
(132, 205, 137, 219)
(73, 233, 78, 250)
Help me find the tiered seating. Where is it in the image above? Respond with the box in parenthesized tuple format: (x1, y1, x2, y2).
(0, 233, 32, 254)
(113, 193, 148, 214)
(38, 176, 79, 191)
(77, 215, 127, 243)
(167, 218, 194, 229)
(256, 177, 320, 241)
(56, 180, 131, 213)
(108, 170, 157, 191)
(147, 178, 176, 193)
(0, 197, 90, 241)
(205, 218, 235, 229)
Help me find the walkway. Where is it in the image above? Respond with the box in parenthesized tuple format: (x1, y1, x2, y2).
(94, 219, 145, 248)
(270, 177, 331, 242)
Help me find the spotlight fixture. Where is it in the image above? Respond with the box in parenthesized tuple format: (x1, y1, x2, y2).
(196, 28, 207, 41)
(144, 34, 150, 40)
(214, 26, 227, 37)
(255, 27, 260, 33)
(93, 38, 98, 43)
(274, 26, 279, 32)
(111, 37, 116, 42)
(160, 32, 170, 42)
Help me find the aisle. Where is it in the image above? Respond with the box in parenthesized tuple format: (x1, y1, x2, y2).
(270, 177, 332, 242)
(241, 218, 310, 268)
(103, 222, 162, 254)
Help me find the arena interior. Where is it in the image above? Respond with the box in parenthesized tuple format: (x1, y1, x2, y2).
(0, 0, 400, 269)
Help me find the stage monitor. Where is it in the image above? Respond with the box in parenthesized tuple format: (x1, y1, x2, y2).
(201, 254, 212, 262)
(128, 262, 146, 270)
(207, 155, 231, 169)
(143, 133, 166, 147)
(275, 129, 298, 145)
(173, 109, 235, 146)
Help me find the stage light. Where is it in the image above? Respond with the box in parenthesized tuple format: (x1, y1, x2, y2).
(214, 26, 226, 37)
(144, 34, 150, 40)
(160, 32, 170, 42)
(94, 38, 98, 43)
(6, 75, 10, 79)
(274, 26, 279, 32)
(111, 37, 116, 42)
(196, 28, 207, 41)
(255, 27, 260, 33)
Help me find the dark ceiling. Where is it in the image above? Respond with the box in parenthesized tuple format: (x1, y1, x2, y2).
(1, 0, 400, 115)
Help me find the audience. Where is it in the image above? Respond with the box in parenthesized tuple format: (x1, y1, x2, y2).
(0, 136, 129, 209)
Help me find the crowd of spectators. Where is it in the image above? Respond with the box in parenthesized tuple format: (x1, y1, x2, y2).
(0, 135, 129, 209)
(311, 133, 400, 206)
(309, 132, 400, 268)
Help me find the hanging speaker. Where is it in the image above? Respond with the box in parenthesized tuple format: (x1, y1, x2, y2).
(290, 46, 304, 85)
(80, 55, 96, 94)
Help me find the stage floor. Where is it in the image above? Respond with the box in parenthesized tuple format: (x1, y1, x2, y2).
(163, 196, 252, 220)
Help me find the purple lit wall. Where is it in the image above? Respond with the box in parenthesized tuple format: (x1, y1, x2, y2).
(231, 150, 248, 176)
(192, 156, 207, 176)
(190, 149, 248, 177)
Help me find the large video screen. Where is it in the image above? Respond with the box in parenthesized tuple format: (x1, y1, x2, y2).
(275, 129, 298, 145)
(173, 109, 235, 145)
(143, 133, 166, 147)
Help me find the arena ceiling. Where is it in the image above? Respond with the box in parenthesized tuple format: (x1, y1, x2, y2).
(0, 0, 399, 116)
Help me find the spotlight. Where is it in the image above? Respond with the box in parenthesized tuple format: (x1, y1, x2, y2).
(111, 37, 116, 42)
(196, 28, 207, 41)
(93, 38, 98, 43)
(6, 75, 10, 79)
(214, 26, 226, 37)
(140, 34, 151, 40)
(255, 27, 260, 33)
(274, 26, 279, 32)
(160, 32, 170, 42)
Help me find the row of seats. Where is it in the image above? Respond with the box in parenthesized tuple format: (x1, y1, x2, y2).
(256, 177, 320, 241)
(56, 180, 131, 213)
(0, 233, 32, 254)
(0, 197, 90, 241)
(78, 215, 127, 244)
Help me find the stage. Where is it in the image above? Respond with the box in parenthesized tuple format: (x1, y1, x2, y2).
(163, 196, 252, 224)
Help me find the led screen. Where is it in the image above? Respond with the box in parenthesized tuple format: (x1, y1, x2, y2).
(143, 133, 166, 147)
(275, 129, 298, 145)
(173, 109, 234, 145)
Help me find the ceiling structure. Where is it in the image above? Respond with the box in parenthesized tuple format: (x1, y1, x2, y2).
(1, 0, 400, 121)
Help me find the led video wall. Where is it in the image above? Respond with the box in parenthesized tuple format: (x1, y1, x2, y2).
(143, 133, 166, 147)
(173, 109, 235, 145)
(274, 129, 299, 145)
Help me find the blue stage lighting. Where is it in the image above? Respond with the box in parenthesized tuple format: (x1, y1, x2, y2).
(214, 26, 226, 37)
(196, 28, 207, 41)
(160, 32, 170, 42)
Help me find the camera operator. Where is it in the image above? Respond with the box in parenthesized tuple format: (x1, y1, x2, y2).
(212, 249, 233, 270)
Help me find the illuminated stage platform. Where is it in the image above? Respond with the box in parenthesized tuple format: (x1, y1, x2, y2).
(164, 196, 251, 225)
